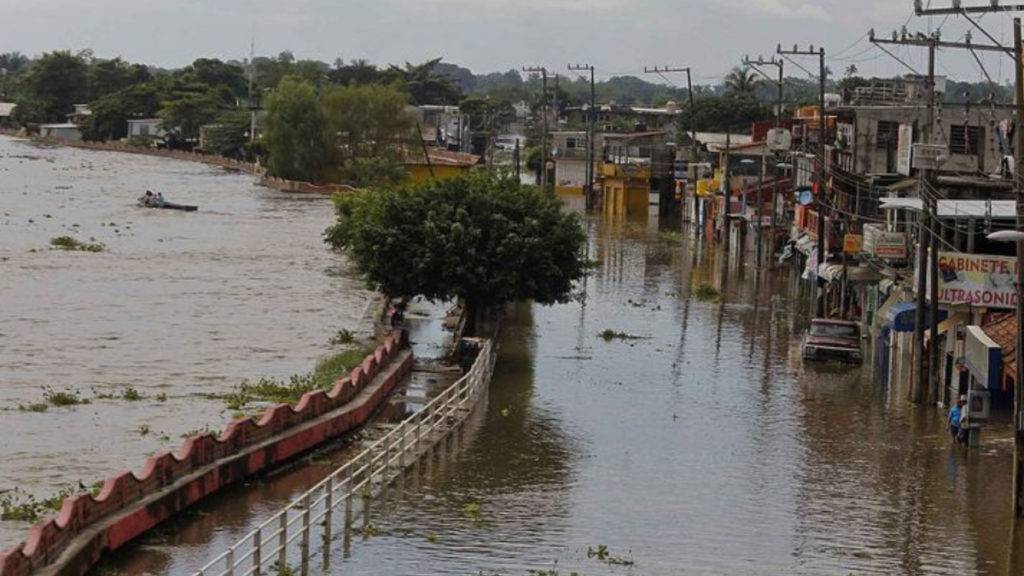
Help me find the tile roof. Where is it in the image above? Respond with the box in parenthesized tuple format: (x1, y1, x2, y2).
(982, 313, 1018, 376)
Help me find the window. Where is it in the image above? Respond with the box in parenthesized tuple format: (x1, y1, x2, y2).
(876, 120, 899, 149)
(810, 323, 860, 338)
(950, 125, 984, 155)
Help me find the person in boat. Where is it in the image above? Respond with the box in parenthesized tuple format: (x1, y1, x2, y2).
(155, 191, 165, 207)
(139, 190, 156, 207)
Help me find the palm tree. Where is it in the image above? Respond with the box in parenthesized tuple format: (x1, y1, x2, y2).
(723, 67, 762, 95)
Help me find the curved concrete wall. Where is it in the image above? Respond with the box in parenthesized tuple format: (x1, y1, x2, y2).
(0, 330, 411, 576)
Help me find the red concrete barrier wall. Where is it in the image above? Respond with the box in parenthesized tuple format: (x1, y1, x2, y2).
(0, 330, 411, 576)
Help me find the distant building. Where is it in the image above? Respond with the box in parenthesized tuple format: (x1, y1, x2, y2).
(551, 130, 605, 197)
(404, 148, 479, 183)
(600, 130, 675, 217)
(67, 104, 91, 126)
(0, 102, 15, 127)
(411, 105, 470, 152)
(564, 103, 682, 138)
(126, 118, 165, 140)
(39, 123, 82, 141)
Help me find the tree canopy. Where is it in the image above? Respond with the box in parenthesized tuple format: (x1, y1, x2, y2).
(325, 171, 588, 318)
(263, 76, 326, 181)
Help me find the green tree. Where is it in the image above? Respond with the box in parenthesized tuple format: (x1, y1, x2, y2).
(325, 171, 588, 328)
(263, 76, 326, 181)
(158, 91, 223, 146)
(80, 82, 162, 141)
(723, 67, 762, 95)
(688, 93, 768, 134)
(181, 58, 248, 98)
(320, 83, 415, 176)
(383, 58, 462, 105)
(13, 51, 90, 123)
(88, 57, 151, 100)
(201, 109, 251, 157)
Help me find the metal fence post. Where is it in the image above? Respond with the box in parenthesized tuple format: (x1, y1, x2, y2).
(277, 513, 288, 570)
(300, 494, 311, 575)
(226, 547, 235, 576)
(253, 529, 262, 576)
(324, 476, 334, 549)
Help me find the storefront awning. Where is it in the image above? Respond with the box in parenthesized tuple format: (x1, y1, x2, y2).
(886, 302, 918, 332)
(817, 263, 884, 284)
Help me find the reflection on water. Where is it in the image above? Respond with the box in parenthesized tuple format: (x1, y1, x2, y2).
(0, 137, 372, 548)
(331, 213, 1020, 575)
(32, 184, 1022, 574)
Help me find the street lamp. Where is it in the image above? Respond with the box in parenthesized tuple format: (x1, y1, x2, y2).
(987, 229, 1024, 517)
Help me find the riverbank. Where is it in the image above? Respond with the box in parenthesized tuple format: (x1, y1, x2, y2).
(0, 136, 376, 549)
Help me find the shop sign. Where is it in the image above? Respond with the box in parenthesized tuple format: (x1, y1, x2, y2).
(843, 233, 864, 254)
(933, 252, 1020, 309)
(863, 224, 907, 259)
(897, 124, 913, 175)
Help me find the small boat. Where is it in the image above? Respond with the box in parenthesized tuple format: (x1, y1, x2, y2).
(137, 195, 198, 212)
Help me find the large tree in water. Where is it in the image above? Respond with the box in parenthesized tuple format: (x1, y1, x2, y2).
(325, 172, 588, 330)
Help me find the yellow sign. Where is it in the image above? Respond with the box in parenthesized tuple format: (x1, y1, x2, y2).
(843, 233, 864, 254)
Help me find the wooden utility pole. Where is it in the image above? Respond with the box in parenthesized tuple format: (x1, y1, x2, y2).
(569, 64, 597, 209)
(523, 66, 549, 188)
(778, 44, 827, 316)
(1015, 15, 1024, 521)
(743, 55, 785, 268)
(644, 66, 697, 217)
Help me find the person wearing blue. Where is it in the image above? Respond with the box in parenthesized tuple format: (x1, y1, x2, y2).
(948, 395, 966, 444)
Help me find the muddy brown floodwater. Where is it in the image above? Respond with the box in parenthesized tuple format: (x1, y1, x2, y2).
(96, 211, 1024, 576)
(0, 136, 373, 549)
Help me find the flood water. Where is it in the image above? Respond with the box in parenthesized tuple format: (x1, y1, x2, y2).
(99, 209, 1024, 575)
(0, 136, 373, 548)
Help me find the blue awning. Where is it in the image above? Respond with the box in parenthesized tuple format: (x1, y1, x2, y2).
(883, 302, 949, 333)
(886, 303, 917, 332)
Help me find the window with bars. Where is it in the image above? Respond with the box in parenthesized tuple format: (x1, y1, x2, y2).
(949, 125, 984, 155)
(876, 120, 899, 149)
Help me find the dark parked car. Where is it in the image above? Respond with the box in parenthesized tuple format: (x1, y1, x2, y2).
(801, 319, 863, 363)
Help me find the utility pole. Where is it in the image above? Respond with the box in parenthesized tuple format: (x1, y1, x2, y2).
(644, 66, 697, 218)
(569, 63, 596, 210)
(1015, 14, 1024, 522)
(778, 44, 827, 316)
(248, 36, 257, 148)
(744, 55, 785, 268)
(523, 66, 549, 188)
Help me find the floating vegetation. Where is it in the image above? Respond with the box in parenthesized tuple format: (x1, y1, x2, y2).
(587, 544, 635, 566)
(181, 425, 213, 439)
(223, 346, 373, 410)
(329, 328, 355, 346)
(599, 329, 646, 342)
(121, 386, 144, 401)
(49, 235, 105, 252)
(692, 282, 721, 302)
(17, 403, 49, 413)
(43, 386, 90, 407)
(137, 425, 151, 436)
(0, 486, 77, 522)
(155, 392, 168, 402)
(462, 502, 481, 519)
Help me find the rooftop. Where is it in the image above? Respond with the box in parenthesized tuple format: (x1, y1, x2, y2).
(404, 147, 479, 167)
(982, 314, 1017, 377)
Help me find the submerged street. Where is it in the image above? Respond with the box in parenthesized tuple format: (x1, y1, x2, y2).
(95, 211, 1022, 575)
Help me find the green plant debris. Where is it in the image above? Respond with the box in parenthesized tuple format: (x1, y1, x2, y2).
(89, 481, 104, 497)
(43, 386, 90, 407)
(181, 425, 213, 439)
(271, 562, 296, 576)
(599, 329, 645, 342)
(121, 386, 144, 401)
(0, 486, 77, 522)
(155, 392, 168, 402)
(137, 425, 151, 436)
(224, 346, 373, 410)
(17, 403, 49, 413)
(692, 282, 721, 302)
(587, 544, 635, 566)
(361, 523, 381, 537)
(463, 502, 481, 519)
(657, 230, 686, 243)
(329, 328, 355, 346)
(49, 236, 105, 252)
(426, 532, 438, 543)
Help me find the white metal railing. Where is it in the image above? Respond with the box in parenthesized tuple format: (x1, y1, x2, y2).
(194, 338, 494, 576)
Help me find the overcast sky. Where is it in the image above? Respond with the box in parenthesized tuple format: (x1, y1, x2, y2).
(3, 0, 1020, 86)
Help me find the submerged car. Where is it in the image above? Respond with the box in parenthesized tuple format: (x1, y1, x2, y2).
(801, 319, 863, 363)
